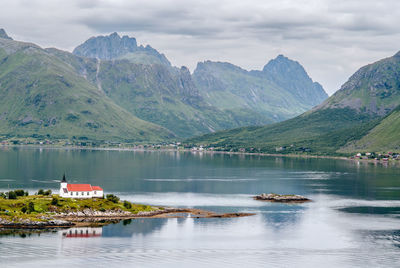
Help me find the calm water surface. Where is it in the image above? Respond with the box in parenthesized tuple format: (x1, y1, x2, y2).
(1, 147, 400, 267)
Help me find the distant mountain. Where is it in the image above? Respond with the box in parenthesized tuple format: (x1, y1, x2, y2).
(72, 33, 328, 137)
(192, 57, 328, 125)
(0, 36, 173, 142)
(188, 51, 400, 155)
(261, 55, 328, 107)
(73, 32, 171, 66)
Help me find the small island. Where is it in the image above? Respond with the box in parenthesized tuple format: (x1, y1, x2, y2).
(253, 193, 311, 203)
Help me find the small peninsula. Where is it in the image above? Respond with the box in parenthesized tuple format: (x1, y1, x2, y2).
(0, 191, 253, 229)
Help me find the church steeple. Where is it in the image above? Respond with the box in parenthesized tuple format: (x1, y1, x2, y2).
(62, 173, 67, 183)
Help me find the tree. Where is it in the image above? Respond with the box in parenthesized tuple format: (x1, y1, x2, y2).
(28, 202, 35, 213)
(8, 191, 17, 199)
(37, 189, 44, 195)
(14, 189, 25, 197)
(106, 194, 120, 203)
(123, 200, 132, 209)
(44, 189, 52, 196)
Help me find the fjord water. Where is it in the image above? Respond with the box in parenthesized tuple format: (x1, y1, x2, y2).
(1, 147, 400, 267)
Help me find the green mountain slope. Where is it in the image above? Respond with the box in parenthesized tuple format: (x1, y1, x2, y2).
(340, 106, 400, 152)
(188, 51, 400, 155)
(318, 52, 400, 115)
(0, 35, 173, 142)
(193, 57, 328, 124)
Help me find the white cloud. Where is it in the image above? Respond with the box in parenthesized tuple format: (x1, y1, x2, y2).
(0, 0, 399, 94)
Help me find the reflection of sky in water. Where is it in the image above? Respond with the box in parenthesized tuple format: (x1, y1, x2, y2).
(1, 148, 400, 267)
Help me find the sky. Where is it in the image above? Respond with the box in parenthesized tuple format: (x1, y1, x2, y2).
(1, 0, 400, 95)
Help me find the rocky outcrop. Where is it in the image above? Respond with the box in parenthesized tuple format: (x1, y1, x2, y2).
(0, 217, 73, 228)
(73, 32, 170, 66)
(254, 193, 311, 203)
(0, 28, 12, 40)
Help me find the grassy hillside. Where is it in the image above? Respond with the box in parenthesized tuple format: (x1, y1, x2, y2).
(340, 106, 400, 152)
(0, 37, 173, 143)
(187, 108, 379, 155)
(319, 51, 400, 115)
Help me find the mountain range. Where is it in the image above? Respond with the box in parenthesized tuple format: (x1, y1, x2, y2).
(188, 51, 400, 154)
(0, 29, 328, 142)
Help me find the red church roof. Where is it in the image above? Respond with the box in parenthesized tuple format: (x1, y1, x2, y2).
(67, 184, 93, 192)
(92, 186, 103, 191)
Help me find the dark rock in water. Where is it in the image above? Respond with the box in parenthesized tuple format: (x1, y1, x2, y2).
(253, 193, 310, 203)
(0, 29, 12, 40)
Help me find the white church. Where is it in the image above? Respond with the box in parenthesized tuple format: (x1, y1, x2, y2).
(59, 174, 103, 198)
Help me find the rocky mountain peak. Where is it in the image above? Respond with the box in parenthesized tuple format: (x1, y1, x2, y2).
(262, 55, 328, 106)
(73, 32, 138, 60)
(73, 32, 171, 66)
(0, 29, 12, 40)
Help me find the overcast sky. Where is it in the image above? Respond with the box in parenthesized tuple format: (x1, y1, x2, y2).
(1, 0, 399, 94)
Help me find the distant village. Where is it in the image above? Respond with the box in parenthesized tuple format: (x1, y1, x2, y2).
(351, 152, 400, 162)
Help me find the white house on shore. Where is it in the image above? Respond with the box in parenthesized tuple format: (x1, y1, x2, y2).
(59, 174, 103, 198)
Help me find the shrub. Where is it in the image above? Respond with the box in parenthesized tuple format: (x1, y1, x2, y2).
(37, 189, 44, 195)
(8, 191, 17, 199)
(24, 191, 29, 196)
(44, 189, 52, 196)
(28, 202, 35, 213)
(99, 207, 106, 212)
(0, 192, 6, 199)
(106, 194, 120, 203)
(14, 189, 25, 197)
(21, 206, 27, 213)
(123, 200, 132, 209)
(51, 197, 59, 206)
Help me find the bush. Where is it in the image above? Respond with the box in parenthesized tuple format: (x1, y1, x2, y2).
(106, 194, 120, 203)
(21, 206, 27, 213)
(0, 192, 6, 199)
(99, 207, 106, 212)
(37, 189, 44, 195)
(44, 189, 52, 196)
(28, 202, 35, 213)
(14, 189, 25, 197)
(51, 197, 59, 206)
(123, 200, 132, 209)
(8, 191, 17, 199)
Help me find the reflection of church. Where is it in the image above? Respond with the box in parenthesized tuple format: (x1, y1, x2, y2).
(60, 227, 102, 238)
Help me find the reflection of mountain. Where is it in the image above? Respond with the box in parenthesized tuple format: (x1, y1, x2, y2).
(102, 218, 168, 237)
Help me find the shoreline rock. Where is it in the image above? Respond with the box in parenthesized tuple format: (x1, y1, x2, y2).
(253, 193, 311, 203)
(0, 208, 255, 229)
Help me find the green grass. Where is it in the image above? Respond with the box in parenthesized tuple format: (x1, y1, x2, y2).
(0, 194, 156, 223)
